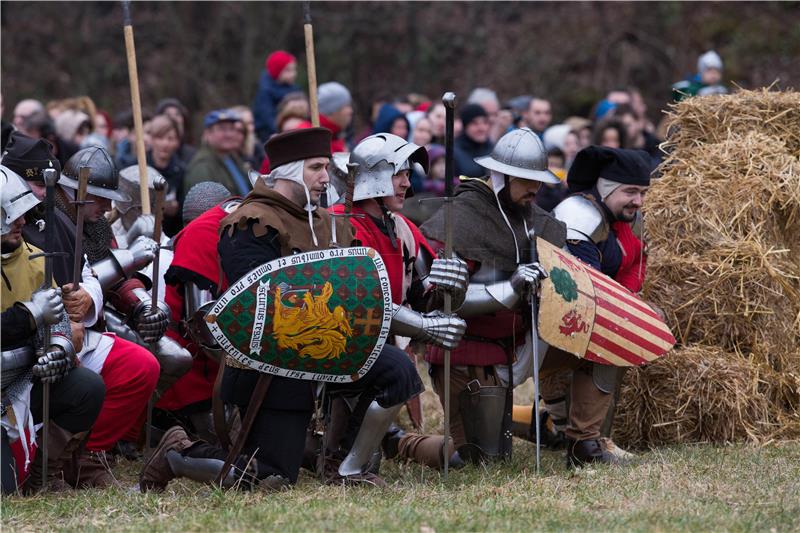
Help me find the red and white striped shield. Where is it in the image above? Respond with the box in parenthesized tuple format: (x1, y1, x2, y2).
(536, 238, 675, 366)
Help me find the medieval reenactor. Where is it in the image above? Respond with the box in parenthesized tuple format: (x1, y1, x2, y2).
(8, 136, 162, 486)
(325, 133, 469, 479)
(401, 128, 603, 468)
(154, 183, 241, 443)
(534, 145, 655, 466)
(110, 166, 195, 419)
(1, 165, 106, 494)
(140, 127, 466, 491)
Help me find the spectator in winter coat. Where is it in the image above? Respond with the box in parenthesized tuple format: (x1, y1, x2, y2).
(372, 104, 410, 139)
(146, 114, 186, 236)
(155, 98, 196, 164)
(252, 51, 299, 143)
(295, 81, 353, 154)
(453, 104, 493, 178)
(592, 117, 627, 149)
(183, 109, 249, 197)
(524, 98, 553, 139)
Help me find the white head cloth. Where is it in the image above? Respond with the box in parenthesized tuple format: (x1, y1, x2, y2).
(596, 177, 624, 201)
(267, 159, 319, 246)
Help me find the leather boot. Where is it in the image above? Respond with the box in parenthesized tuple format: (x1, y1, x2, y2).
(139, 425, 196, 493)
(566, 438, 631, 468)
(21, 422, 88, 494)
(381, 424, 405, 460)
(63, 449, 117, 489)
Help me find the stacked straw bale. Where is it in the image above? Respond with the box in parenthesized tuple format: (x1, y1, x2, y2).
(616, 89, 800, 447)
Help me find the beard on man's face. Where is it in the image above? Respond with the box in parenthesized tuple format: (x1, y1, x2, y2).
(1, 236, 23, 254)
(497, 186, 528, 217)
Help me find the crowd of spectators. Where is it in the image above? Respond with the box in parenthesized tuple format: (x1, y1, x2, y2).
(1, 49, 728, 233)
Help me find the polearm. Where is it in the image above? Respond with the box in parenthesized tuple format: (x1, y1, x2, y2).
(70, 169, 90, 288)
(122, 0, 151, 215)
(303, 1, 320, 127)
(441, 91, 456, 480)
(149, 178, 167, 310)
(330, 162, 360, 246)
(39, 168, 60, 489)
(527, 229, 542, 474)
(144, 177, 166, 456)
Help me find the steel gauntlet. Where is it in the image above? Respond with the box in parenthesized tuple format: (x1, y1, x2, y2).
(427, 257, 469, 309)
(390, 304, 466, 350)
(131, 288, 170, 344)
(20, 287, 65, 329)
(32, 335, 75, 384)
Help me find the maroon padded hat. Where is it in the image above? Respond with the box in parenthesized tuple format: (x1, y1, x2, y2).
(265, 127, 332, 169)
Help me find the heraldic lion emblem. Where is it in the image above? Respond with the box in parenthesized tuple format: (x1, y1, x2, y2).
(273, 282, 354, 360)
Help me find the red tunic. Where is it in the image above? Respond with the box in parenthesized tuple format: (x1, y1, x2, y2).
(611, 221, 647, 293)
(329, 205, 434, 305)
(156, 205, 229, 411)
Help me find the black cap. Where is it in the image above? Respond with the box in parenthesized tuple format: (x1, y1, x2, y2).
(265, 127, 332, 169)
(459, 103, 489, 128)
(567, 146, 652, 193)
(1, 131, 62, 180)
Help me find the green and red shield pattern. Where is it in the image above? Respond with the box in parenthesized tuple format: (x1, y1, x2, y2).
(207, 247, 392, 382)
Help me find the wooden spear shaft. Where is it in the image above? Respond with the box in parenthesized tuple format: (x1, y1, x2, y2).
(303, 1, 320, 127)
(122, 0, 151, 215)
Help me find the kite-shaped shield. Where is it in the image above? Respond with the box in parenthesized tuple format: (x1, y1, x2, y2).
(207, 247, 392, 382)
(536, 237, 675, 366)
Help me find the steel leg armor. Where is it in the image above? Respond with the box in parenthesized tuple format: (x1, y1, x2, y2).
(337, 401, 403, 477)
(458, 380, 508, 462)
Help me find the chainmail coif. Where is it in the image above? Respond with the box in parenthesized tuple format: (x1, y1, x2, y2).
(54, 188, 114, 262)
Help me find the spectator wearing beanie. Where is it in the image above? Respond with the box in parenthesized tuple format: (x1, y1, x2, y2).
(453, 103, 493, 178)
(252, 50, 299, 143)
(295, 81, 353, 154)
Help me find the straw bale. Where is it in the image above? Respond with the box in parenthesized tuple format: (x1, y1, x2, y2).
(615, 345, 800, 448)
(662, 88, 800, 157)
(616, 88, 800, 445)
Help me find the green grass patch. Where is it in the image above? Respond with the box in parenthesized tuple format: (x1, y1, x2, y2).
(3, 441, 799, 532)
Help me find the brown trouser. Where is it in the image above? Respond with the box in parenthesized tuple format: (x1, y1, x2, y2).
(539, 348, 612, 441)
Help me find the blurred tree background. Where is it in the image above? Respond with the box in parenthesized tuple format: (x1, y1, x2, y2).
(2, 1, 799, 138)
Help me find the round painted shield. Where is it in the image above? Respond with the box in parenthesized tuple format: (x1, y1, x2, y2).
(207, 247, 392, 382)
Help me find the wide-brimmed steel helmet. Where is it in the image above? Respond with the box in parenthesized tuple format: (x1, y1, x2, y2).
(474, 127, 560, 184)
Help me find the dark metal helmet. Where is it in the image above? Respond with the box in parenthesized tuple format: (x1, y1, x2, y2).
(349, 133, 428, 201)
(59, 146, 130, 202)
(117, 165, 165, 214)
(474, 127, 560, 184)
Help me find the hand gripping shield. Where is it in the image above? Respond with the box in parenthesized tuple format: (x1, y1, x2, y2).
(206, 247, 393, 383)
